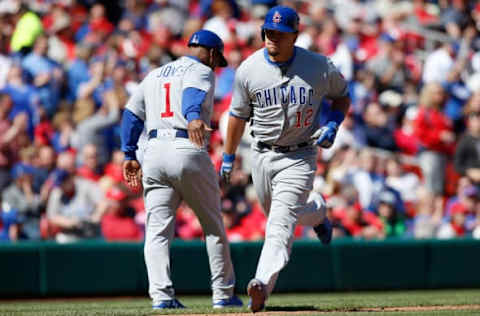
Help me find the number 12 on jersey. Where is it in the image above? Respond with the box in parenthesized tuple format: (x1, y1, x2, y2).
(295, 108, 313, 127)
(161, 83, 174, 118)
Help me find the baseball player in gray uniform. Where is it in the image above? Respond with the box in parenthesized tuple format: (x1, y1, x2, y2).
(121, 30, 242, 310)
(220, 6, 350, 312)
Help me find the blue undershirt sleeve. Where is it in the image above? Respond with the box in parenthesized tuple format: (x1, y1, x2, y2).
(182, 87, 207, 122)
(121, 109, 144, 161)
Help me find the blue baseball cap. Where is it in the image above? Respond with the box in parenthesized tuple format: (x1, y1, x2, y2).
(188, 30, 227, 67)
(262, 5, 299, 33)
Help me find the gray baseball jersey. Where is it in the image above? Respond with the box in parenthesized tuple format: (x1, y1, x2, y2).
(228, 46, 347, 297)
(125, 57, 235, 304)
(126, 56, 215, 132)
(230, 47, 348, 146)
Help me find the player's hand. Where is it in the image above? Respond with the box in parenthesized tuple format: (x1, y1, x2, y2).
(188, 119, 213, 148)
(220, 153, 235, 184)
(122, 160, 142, 189)
(311, 121, 338, 149)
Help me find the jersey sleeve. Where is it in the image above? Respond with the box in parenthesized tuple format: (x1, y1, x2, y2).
(125, 79, 146, 121)
(326, 57, 349, 99)
(121, 109, 144, 161)
(229, 65, 251, 119)
(182, 88, 207, 122)
(183, 64, 212, 92)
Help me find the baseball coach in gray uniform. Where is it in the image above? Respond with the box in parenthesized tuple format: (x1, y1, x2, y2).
(220, 6, 351, 312)
(121, 30, 242, 310)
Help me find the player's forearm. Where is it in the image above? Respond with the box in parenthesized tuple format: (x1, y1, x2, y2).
(224, 115, 247, 155)
(120, 109, 144, 160)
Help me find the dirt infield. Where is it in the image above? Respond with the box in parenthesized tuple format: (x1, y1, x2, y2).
(165, 304, 480, 316)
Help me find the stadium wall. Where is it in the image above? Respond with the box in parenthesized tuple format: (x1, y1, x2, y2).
(1, 239, 480, 297)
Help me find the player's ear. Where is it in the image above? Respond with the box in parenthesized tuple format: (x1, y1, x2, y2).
(211, 48, 221, 69)
(209, 48, 215, 68)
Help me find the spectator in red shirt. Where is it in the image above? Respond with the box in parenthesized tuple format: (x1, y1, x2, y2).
(355, 15, 383, 63)
(394, 106, 420, 156)
(100, 186, 142, 242)
(78, 3, 114, 45)
(332, 200, 384, 240)
(412, 0, 439, 26)
(34, 106, 55, 146)
(414, 83, 456, 200)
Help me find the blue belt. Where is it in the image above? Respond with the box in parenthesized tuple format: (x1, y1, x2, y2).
(148, 129, 188, 140)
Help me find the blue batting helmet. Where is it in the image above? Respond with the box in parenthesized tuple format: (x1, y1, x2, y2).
(188, 30, 227, 67)
(262, 5, 299, 34)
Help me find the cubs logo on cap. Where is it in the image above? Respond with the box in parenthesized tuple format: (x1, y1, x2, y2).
(273, 11, 282, 24)
(187, 29, 228, 67)
(190, 34, 199, 45)
(262, 5, 299, 33)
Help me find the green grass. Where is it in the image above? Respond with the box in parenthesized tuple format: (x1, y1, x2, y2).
(0, 289, 479, 316)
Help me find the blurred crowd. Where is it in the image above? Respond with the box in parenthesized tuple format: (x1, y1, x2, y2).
(0, 0, 479, 243)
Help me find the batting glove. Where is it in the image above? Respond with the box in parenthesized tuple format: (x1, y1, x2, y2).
(311, 121, 338, 149)
(220, 153, 235, 184)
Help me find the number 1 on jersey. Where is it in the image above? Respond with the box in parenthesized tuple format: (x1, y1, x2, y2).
(161, 83, 174, 118)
